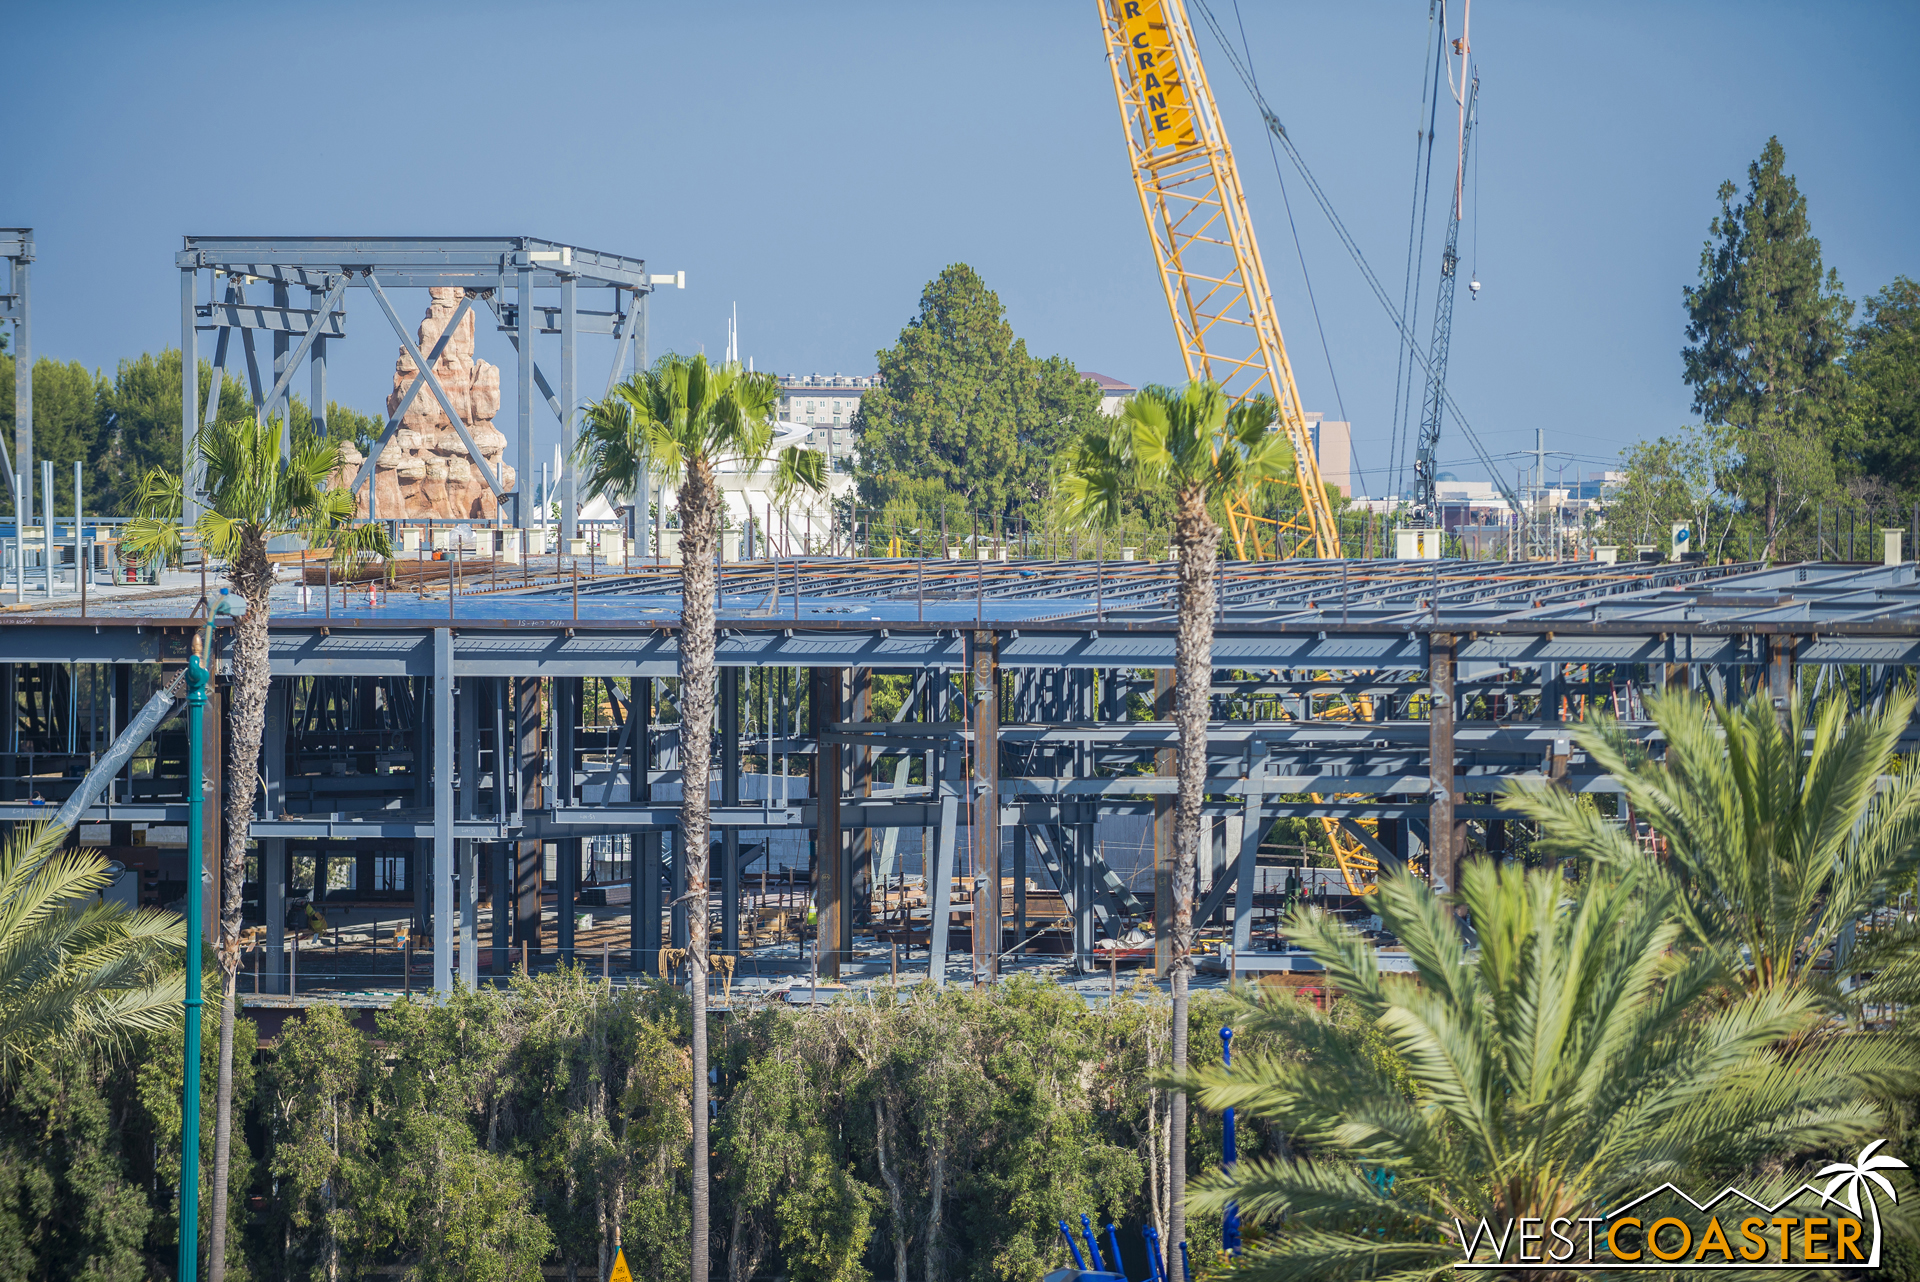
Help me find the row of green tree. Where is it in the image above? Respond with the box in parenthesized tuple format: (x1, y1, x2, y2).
(848, 265, 1346, 554)
(0, 342, 379, 517)
(0, 964, 1277, 1282)
(1608, 136, 1920, 559)
(10, 680, 1920, 1281)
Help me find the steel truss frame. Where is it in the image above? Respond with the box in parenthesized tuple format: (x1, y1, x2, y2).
(176, 236, 667, 541)
(3, 556, 1917, 996)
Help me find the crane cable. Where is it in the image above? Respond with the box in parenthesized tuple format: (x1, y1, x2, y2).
(1391, 8, 1447, 503)
(1224, 0, 1361, 498)
(1186, 0, 1526, 524)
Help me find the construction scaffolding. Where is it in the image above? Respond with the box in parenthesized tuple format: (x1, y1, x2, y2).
(175, 236, 674, 542)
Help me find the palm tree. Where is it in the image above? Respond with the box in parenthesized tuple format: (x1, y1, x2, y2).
(123, 415, 388, 1282)
(0, 822, 183, 1082)
(769, 444, 827, 555)
(579, 354, 823, 1282)
(1503, 687, 1920, 994)
(1058, 380, 1292, 1257)
(1184, 861, 1915, 1281)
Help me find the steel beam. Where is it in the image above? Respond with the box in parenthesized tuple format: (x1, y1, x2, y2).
(434, 629, 454, 996)
(1429, 632, 1457, 897)
(812, 667, 845, 978)
(970, 633, 1000, 980)
(195, 300, 347, 337)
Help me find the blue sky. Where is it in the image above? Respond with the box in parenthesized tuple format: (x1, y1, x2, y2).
(7, 1, 1916, 498)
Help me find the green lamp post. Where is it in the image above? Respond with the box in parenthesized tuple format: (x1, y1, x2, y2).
(177, 627, 211, 1282)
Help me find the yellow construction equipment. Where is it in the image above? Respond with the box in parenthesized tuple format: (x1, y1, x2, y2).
(1105, 2, 1374, 889)
(1098, 0, 1341, 560)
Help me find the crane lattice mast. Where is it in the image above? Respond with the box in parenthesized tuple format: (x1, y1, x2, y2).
(1098, 0, 1340, 560)
(1412, 74, 1478, 526)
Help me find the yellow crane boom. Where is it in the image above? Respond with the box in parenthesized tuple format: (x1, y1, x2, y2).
(1098, 0, 1340, 560)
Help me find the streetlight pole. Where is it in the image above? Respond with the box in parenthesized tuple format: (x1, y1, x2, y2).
(177, 630, 211, 1282)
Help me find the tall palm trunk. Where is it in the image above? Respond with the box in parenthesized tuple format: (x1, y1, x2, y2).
(207, 535, 273, 1282)
(1167, 485, 1220, 1262)
(676, 458, 720, 1282)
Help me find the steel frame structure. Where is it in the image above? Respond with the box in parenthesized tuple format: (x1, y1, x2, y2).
(176, 236, 673, 541)
(2, 229, 30, 519)
(4, 555, 1918, 998)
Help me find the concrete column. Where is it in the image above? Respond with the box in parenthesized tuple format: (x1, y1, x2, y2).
(1428, 633, 1457, 897)
(970, 634, 1000, 980)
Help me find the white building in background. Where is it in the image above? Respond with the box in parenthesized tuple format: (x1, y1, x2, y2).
(777, 373, 878, 469)
(1079, 371, 1137, 416)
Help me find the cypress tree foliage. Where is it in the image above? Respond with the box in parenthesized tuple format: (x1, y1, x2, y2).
(1682, 136, 1853, 558)
(853, 265, 1103, 528)
(1847, 276, 1920, 508)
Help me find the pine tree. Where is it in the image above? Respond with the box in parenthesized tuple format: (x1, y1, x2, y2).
(853, 265, 1102, 527)
(1682, 136, 1853, 557)
(1848, 276, 1920, 508)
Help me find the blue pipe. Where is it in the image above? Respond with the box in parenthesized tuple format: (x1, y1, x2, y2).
(1179, 1240, 1192, 1282)
(1081, 1215, 1106, 1271)
(1107, 1224, 1125, 1279)
(1143, 1227, 1165, 1282)
(1222, 1026, 1241, 1255)
(1059, 1221, 1087, 1271)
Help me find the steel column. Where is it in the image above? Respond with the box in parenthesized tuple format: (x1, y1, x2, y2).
(9, 236, 28, 525)
(180, 266, 198, 527)
(262, 680, 289, 993)
(927, 753, 959, 985)
(812, 667, 845, 978)
(970, 633, 1000, 980)
(721, 668, 741, 957)
(309, 283, 328, 440)
(1428, 633, 1457, 897)
(516, 266, 534, 530)
(1151, 667, 1175, 976)
(458, 676, 479, 988)
(556, 678, 577, 963)
(515, 676, 544, 960)
(560, 274, 577, 544)
(434, 629, 454, 996)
